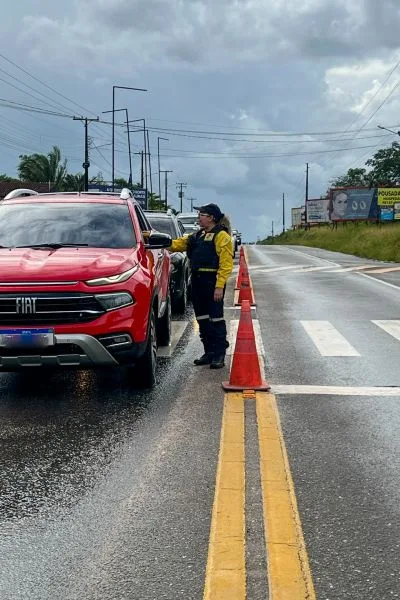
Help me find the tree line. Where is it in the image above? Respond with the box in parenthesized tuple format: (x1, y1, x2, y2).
(0, 145, 167, 211)
(329, 142, 400, 191)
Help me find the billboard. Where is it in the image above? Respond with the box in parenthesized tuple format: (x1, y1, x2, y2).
(306, 198, 329, 223)
(394, 203, 400, 220)
(328, 188, 378, 221)
(291, 207, 302, 228)
(378, 188, 400, 206)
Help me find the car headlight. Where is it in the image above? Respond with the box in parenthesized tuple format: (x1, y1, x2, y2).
(85, 265, 139, 286)
(95, 292, 134, 311)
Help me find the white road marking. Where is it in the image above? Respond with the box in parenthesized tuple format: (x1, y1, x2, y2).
(362, 266, 400, 274)
(225, 306, 257, 310)
(227, 319, 265, 356)
(273, 385, 400, 396)
(282, 246, 341, 267)
(256, 265, 309, 274)
(291, 265, 338, 273)
(372, 320, 400, 343)
(300, 321, 360, 357)
(329, 264, 380, 272)
(157, 321, 189, 357)
(357, 272, 400, 291)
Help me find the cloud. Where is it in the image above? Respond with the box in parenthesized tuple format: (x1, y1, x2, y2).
(19, 0, 400, 74)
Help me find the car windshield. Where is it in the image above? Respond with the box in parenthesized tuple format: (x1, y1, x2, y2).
(148, 217, 177, 239)
(179, 216, 198, 224)
(0, 202, 137, 248)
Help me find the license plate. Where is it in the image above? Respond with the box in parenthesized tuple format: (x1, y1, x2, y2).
(0, 328, 55, 348)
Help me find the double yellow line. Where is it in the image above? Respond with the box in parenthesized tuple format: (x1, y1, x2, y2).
(203, 391, 316, 599)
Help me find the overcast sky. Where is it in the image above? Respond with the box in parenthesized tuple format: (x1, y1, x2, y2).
(1, 0, 400, 239)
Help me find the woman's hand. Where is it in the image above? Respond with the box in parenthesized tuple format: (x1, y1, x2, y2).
(214, 287, 224, 302)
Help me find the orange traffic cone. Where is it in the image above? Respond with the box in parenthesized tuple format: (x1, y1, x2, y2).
(223, 301, 270, 391)
(236, 267, 255, 305)
(235, 259, 248, 289)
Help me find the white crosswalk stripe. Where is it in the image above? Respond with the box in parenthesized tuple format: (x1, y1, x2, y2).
(248, 263, 393, 275)
(300, 321, 360, 357)
(371, 320, 400, 342)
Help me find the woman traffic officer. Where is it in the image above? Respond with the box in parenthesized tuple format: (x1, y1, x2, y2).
(169, 203, 233, 369)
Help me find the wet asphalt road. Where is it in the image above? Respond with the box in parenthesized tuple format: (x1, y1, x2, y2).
(249, 244, 400, 599)
(0, 314, 226, 600)
(1, 245, 400, 599)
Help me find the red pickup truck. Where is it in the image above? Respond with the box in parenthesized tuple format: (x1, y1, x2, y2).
(0, 190, 172, 388)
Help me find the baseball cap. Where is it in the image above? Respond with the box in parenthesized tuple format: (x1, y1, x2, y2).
(193, 203, 224, 222)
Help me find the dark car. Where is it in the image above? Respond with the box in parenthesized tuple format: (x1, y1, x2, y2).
(145, 210, 191, 313)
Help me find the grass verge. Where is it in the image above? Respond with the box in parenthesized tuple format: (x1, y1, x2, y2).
(260, 222, 400, 262)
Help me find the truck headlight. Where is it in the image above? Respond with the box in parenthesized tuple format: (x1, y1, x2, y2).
(95, 293, 134, 311)
(85, 265, 139, 286)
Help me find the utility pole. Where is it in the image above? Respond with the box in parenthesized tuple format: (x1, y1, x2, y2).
(73, 116, 99, 191)
(282, 192, 286, 233)
(271, 220, 274, 242)
(176, 182, 187, 213)
(157, 137, 169, 200)
(146, 129, 153, 196)
(160, 170, 173, 209)
(305, 162, 309, 228)
(187, 197, 196, 212)
(127, 118, 147, 191)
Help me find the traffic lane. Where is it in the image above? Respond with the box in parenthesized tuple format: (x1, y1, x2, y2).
(0, 327, 224, 600)
(248, 243, 330, 268)
(284, 244, 396, 267)
(248, 249, 400, 387)
(278, 393, 400, 600)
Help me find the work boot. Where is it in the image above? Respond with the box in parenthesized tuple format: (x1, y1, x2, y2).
(210, 355, 225, 369)
(194, 353, 213, 366)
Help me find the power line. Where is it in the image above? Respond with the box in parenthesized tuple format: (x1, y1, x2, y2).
(0, 52, 128, 148)
(158, 142, 389, 159)
(143, 124, 400, 138)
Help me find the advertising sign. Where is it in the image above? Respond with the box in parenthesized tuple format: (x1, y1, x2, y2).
(329, 188, 378, 221)
(380, 206, 394, 221)
(291, 207, 302, 228)
(87, 184, 148, 209)
(378, 188, 400, 206)
(131, 189, 148, 209)
(394, 203, 400, 220)
(306, 198, 329, 223)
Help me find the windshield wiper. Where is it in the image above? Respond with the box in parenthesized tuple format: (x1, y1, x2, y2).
(14, 243, 89, 249)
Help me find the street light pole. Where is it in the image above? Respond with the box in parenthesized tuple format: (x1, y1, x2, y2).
(157, 137, 169, 199)
(377, 125, 400, 136)
(111, 85, 147, 190)
(103, 107, 132, 185)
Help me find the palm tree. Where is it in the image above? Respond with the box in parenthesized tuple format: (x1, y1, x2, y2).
(61, 173, 84, 192)
(18, 146, 68, 190)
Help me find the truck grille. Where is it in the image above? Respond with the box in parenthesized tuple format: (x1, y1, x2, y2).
(0, 293, 105, 325)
